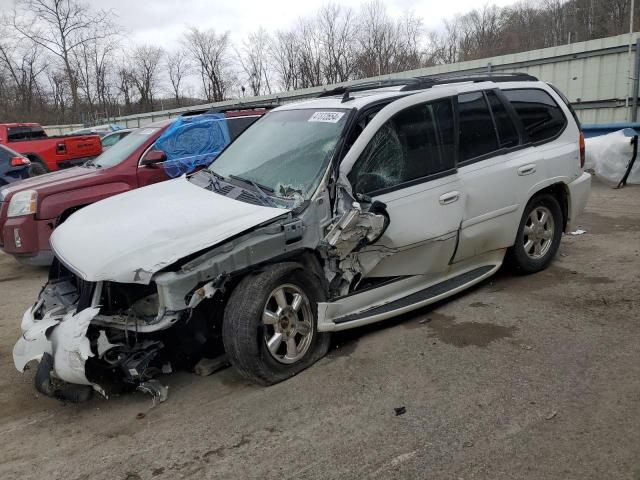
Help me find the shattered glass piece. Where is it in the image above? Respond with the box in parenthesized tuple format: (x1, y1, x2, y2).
(153, 114, 231, 178)
(348, 123, 405, 193)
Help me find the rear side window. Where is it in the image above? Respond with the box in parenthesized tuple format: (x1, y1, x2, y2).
(348, 99, 455, 194)
(486, 91, 519, 148)
(227, 116, 260, 139)
(0, 145, 10, 162)
(7, 126, 47, 141)
(458, 92, 499, 161)
(503, 89, 567, 143)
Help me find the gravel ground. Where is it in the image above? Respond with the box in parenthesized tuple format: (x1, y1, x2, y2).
(0, 179, 639, 480)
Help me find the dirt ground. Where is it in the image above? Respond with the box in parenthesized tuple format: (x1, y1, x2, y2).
(1, 178, 639, 480)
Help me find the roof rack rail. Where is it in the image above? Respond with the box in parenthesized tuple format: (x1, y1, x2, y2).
(317, 78, 415, 99)
(400, 72, 538, 91)
(206, 103, 279, 114)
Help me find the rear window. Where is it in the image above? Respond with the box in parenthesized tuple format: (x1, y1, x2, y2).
(7, 126, 47, 141)
(503, 89, 567, 143)
(486, 91, 519, 148)
(458, 92, 499, 161)
(227, 116, 261, 139)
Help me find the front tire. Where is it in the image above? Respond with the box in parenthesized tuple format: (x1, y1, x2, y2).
(507, 193, 563, 274)
(222, 263, 330, 385)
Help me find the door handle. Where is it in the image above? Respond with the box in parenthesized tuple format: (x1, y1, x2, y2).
(518, 164, 536, 176)
(439, 191, 460, 205)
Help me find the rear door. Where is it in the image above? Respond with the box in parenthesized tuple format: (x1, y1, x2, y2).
(502, 87, 573, 184)
(346, 97, 464, 277)
(453, 89, 545, 262)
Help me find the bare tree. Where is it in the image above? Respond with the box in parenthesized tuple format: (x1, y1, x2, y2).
(184, 27, 230, 102)
(115, 64, 135, 115)
(11, 0, 116, 120)
(166, 48, 191, 106)
(270, 30, 301, 91)
(0, 27, 47, 118)
(317, 4, 358, 84)
(128, 45, 163, 112)
(46, 69, 68, 122)
(237, 28, 272, 96)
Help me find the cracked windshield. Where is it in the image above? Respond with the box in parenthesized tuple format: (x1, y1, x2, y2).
(208, 109, 350, 200)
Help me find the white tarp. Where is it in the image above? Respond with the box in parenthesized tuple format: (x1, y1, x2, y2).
(584, 130, 640, 186)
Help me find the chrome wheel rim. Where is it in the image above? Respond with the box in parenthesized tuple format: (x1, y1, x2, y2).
(262, 284, 314, 364)
(523, 206, 555, 259)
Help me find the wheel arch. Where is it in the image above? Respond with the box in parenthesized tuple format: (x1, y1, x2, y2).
(24, 153, 49, 171)
(58, 204, 89, 225)
(222, 248, 328, 304)
(527, 181, 569, 232)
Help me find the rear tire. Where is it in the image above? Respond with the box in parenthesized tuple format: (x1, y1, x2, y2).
(28, 161, 48, 177)
(507, 193, 563, 274)
(222, 263, 330, 386)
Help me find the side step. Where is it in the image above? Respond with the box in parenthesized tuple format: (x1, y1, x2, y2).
(333, 265, 494, 325)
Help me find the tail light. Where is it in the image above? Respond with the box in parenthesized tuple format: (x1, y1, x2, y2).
(10, 156, 30, 167)
(56, 142, 66, 154)
(579, 132, 585, 169)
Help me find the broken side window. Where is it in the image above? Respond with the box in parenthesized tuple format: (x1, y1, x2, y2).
(347, 99, 455, 195)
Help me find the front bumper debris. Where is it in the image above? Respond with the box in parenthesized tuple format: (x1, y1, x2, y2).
(13, 282, 171, 404)
(14, 304, 101, 390)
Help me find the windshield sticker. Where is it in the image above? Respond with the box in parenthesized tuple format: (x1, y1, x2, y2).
(139, 128, 159, 135)
(309, 111, 345, 123)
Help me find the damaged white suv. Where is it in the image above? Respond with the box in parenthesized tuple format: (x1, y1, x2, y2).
(14, 73, 591, 401)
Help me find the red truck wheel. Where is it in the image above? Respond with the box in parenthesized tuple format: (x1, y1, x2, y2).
(28, 161, 48, 177)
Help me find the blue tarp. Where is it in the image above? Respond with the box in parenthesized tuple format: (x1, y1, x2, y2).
(153, 114, 230, 178)
(582, 123, 640, 138)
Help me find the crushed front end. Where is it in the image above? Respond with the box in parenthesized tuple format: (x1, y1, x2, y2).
(13, 260, 202, 402)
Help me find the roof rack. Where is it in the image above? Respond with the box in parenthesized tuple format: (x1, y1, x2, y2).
(316, 72, 538, 101)
(317, 79, 415, 101)
(400, 72, 538, 91)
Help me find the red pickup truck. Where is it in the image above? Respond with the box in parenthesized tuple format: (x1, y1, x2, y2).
(0, 123, 102, 173)
(0, 110, 266, 265)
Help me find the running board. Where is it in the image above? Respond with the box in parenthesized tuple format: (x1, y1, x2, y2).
(322, 264, 497, 331)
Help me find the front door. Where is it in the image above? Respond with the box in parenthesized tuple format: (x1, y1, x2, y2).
(345, 97, 464, 277)
(136, 152, 171, 187)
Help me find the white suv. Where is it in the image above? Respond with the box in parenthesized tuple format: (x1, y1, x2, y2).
(14, 73, 591, 400)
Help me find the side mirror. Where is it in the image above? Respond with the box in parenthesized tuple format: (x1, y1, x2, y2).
(140, 149, 167, 166)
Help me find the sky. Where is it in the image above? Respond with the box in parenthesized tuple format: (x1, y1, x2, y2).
(1, 0, 522, 51)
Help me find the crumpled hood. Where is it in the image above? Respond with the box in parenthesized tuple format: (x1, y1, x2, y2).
(50, 176, 290, 284)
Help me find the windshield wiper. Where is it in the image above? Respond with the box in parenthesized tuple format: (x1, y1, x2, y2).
(229, 174, 274, 193)
(229, 174, 277, 207)
(201, 169, 225, 191)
